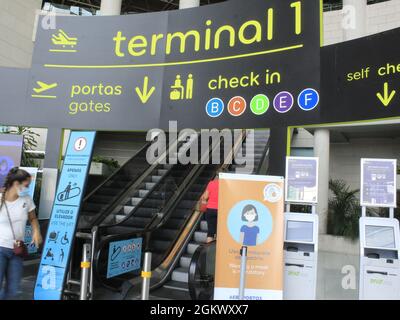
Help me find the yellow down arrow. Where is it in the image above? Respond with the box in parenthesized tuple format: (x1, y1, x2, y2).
(135, 76, 156, 104)
(376, 82, 396, 107)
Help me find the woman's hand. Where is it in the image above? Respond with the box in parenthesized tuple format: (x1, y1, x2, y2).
(32, 230, 43, 248)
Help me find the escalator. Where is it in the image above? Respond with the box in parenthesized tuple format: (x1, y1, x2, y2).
(66, 132, 199, 297)
(82, 129, 269, 300)
(148, 129, 270, 300)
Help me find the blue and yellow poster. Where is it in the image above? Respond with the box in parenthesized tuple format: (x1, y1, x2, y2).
(34, 131, 95, 300)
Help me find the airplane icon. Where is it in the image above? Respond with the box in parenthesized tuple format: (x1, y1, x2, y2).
(33, 81, 58, 94)
(32, 81, 58, 99)
(51, 29, 77, 48)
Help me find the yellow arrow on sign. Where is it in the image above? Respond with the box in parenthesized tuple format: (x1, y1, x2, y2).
(135, 76, 155, 104)
(376, 82, 396, 107)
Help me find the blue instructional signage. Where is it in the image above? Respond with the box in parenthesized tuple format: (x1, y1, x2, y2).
(34, 131, 96, 300)
(107, 238, 142, 279)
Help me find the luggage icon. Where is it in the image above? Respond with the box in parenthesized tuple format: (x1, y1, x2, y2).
(49, 231, 59, 244)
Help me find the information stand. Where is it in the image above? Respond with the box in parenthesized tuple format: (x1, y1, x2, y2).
(283, 157, 319, 300)
(359, 158, 400, 300)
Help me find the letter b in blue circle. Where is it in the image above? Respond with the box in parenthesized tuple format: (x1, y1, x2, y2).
(206, 98, 224, 118)
(298, 88, 319, 111)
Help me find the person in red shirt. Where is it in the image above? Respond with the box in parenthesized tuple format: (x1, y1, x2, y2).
(201, 169, 222, 243)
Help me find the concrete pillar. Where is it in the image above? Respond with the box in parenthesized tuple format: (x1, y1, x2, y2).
(343, 0, 367, 40)
(314, 129, 330, 234)
(100, 0, 122, 16)
(179, 0, 200, 9)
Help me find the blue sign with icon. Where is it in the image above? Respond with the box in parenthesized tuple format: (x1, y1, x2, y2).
(107, 238, 142, 278)
(34, 131, 96, 300)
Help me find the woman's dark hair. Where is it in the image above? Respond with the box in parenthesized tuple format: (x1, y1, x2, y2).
(241, 204, 258, 221)
(1, 167, 31, 208)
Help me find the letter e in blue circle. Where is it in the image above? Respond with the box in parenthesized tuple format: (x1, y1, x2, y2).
(297, 88, 319, 111)
(206, 98, 224, 118)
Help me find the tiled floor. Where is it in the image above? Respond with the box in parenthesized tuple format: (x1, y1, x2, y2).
(17, 251, 360, 300)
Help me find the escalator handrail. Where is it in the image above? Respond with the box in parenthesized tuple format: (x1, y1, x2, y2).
(82, 141, 151, 202)
(188, 240, 216, 300)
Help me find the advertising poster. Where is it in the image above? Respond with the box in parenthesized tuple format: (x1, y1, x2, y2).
(285, 157, 318, 203)
(361, 158, 397, 208)
(20, 167, 39, 254)
(107, 238, 142, 278)
(34, 131, 96, 300)
(214, 173, 285, 300)
(0, 134, 23, 187)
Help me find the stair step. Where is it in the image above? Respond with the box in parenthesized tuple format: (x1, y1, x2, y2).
(179, 254, 193, 268)
(123, 205, 135, 214)
(131, 197, 142, 205)
(200, 220, 208, 232)
(163, 281, 189, 292)
(187, 242, 200, 255)
(194, 231, 207, 243)
(171, 267, 189, 283)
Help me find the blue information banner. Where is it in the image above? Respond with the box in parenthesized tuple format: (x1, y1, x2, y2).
(107, 238, 142, 279)
(34, 131, 96, 300)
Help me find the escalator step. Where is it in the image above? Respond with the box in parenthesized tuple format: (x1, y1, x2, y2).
(135, 207, 158, 217)
(187, 242, 201, 255)
(122, 205, 135, 214)
(179, 254, 193, 269)
(131, 197, 142, 205)
(194, 231, 207, 243)
(171, 267, 189, 283)
(151, 176, 162, 183)
(200, 220, 208, 232)
(163, 281, 189, 292)
(138, 189, 149, 197)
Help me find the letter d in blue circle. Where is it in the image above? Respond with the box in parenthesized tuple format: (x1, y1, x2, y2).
(298, 88, 319, 111)
(206, 98, 224, 118)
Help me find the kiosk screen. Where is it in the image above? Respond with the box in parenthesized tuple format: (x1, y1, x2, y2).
(286, 221, 313, 243)
(365, 225, 395, 249)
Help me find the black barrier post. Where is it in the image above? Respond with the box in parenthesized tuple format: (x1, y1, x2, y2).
(267, 127, 288, 176)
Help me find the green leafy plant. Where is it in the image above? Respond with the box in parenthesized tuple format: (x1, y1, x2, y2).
(4, 126, 40, 167)
(327, 179, 360, 240)
(92, 155, 120, 171)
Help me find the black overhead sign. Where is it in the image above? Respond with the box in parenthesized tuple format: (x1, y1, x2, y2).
(321, 27, 400, 124)
(1, 0, 399, 132)
(20, 0, 321, 130)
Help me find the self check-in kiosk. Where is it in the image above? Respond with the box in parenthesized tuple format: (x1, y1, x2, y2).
(359, 217, 400, 299)
(283, 157, 319, 300)
(284, 212, 318, 300)
(359, 158, 400, 300)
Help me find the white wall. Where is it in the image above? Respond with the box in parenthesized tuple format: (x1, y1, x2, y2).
(0, 0, 41, 68)
(324, 0, 400, 45)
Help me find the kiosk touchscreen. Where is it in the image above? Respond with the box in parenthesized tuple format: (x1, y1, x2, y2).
(359, 217, 400, 300)
(283, 212, 319, 300)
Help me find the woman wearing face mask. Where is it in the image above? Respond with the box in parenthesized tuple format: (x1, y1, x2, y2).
(0, 167, 42, 300)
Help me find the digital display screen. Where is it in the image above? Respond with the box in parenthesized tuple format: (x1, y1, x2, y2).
(365, 225, 395, 249)
(286, 220, 313, 243)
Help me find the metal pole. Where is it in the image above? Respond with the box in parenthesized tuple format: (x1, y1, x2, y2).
(80, 243, 91, 300)
(89, 226, 98, 299)
(141, 252, 152, 300)
(238, 246, 248, 300)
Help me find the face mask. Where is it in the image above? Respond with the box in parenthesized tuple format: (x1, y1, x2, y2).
(18, 186, 29, 197)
